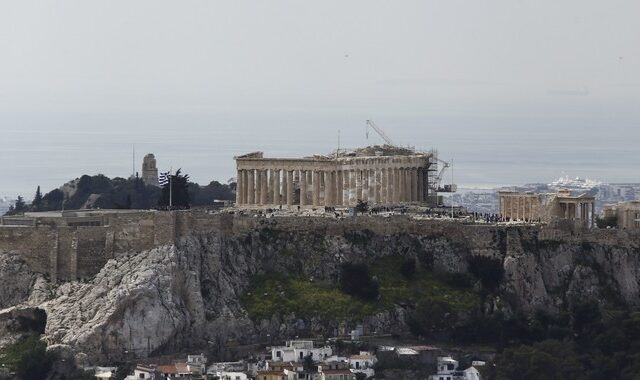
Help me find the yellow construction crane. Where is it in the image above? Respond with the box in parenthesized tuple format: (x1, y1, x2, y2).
(366, 120, 395, 146)
(430, 154, 457, 193)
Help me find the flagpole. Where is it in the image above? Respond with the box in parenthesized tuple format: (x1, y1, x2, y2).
(169, 168, 173, 209)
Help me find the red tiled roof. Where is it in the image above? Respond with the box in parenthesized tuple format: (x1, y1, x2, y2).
(258, 370, 286, 375)
(157, 364, 178, 374)
(174, 362, 189, 373)
(323, 369, 353, 374)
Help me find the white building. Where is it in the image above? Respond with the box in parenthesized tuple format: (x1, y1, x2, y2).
(271, 340, 332, 362)
(464, 367, 481, 380)
(348, 352, 377, 378)
(214, 371, 249, 380)
(94, 366, 117, 379)
(207, 361, 248, 374)
(429, 357, 483, 380)
(187, 354, 207, 375)
(129, 365, 155, 379)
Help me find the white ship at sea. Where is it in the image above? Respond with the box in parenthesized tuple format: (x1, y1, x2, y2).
(549, 175, 602, 190)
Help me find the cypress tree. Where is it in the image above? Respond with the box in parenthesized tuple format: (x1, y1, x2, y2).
(32, 186, 43, 211)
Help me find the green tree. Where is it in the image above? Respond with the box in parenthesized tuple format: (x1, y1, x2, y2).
(113, 362, 134, 380)
(31, 186, 43, 211)
(409, 299, 456, 335)
(339, 262, 379, 301)
(158, 169, 191, 208)
(5, 196, 28, 215)
(14, 337, 54, 380)
(303, 354, 315, 373)
(355, 373, 367, 380)
(42, 189, 64, 210)
(492, 340, 585, 380)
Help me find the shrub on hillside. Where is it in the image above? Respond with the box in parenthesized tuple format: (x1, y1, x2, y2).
(339, 263, 379, 301)
(468, 256, 504, 291)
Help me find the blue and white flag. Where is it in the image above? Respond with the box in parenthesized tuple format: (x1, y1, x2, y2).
(158, 171, 170, 186)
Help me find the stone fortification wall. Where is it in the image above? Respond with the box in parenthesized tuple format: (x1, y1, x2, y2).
(0, 211, 185, 281)
(0, 210, 636, 282)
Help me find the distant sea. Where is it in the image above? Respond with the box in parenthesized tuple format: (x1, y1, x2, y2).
(2, 112, 639, 198)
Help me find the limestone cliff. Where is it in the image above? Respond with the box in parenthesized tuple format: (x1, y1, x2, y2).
(1, 220, 639, 365)
(0, 251, 41, 309)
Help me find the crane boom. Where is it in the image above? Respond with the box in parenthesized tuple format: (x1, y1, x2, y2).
(366, 120, 395, 146)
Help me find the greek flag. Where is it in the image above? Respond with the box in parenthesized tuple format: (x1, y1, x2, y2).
(158, 171, 170, 187)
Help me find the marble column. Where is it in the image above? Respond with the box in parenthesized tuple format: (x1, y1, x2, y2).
(241, 170, 249, 205)
(254, 170, 262, 204)
(280, 169, 289, 205)
(271, 169, 279, 204)
(286, 170, 294, 206)
(510, 197, 515, 219)
(391, 168, 399, 203)
(336, 171, 344, 206)
(353, 170, 361, 201)
(259, 170, 268, 204)
(381, 168, 388, 203)
(306, 170, 313, 201)
(281, 171, 288, 206)
(343, 170, 351, 206)
(368, 169, 376, 203)
(417, 169, 424, 203)
(410, 168, 417, 202)
(349, 169, 357, 205)
(324, 171, 332, 206)
(361, 169, 369, 202)
(402, 168, 408, 202)
(312, 171, 320, 206)
(300, 170, 307, 206)
(397, 168, 404, 202)
(375, 168, 381, 203)
(247, 170, 255, 204)
(407, 168, 413, 202)
(318, 171, 325, 205)
(331, 171, 337, 205)
(235, 170, 243, 204)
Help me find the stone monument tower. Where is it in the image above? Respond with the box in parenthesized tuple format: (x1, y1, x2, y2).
(142, 153, 159, 187)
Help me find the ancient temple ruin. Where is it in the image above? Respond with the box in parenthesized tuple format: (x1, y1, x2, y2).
(234, 146, 445, 207)
(498, 189, 595, 228)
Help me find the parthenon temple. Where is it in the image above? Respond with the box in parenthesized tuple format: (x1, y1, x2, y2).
(234, 146, 437, 207)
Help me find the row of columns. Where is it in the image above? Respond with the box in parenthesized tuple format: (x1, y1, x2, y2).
(499, 195, 539, 221)
(236, 167, 428, 207)
(561, 201, 595, 228)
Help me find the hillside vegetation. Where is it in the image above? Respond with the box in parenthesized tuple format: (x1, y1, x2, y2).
(4, 173, 234, 215)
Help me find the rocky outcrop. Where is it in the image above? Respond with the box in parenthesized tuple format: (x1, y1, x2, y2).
(42, 246, 205, 361)
(1, 219, 639, 365)
(0, 251, 41, 309)
(38, 228, 467, 362)
(501, 235, 640, 313)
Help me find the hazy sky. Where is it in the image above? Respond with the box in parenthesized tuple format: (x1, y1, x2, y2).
(1, 1, 639, 196)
